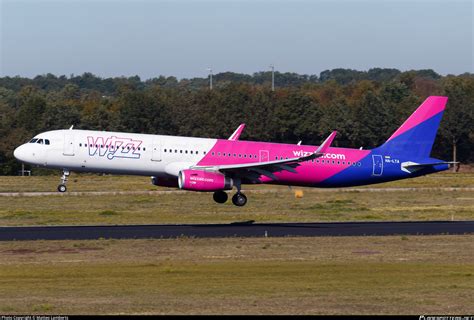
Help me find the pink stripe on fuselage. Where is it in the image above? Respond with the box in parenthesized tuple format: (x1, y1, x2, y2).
(387, 96, 447, 142)
(197, 140, 370, 186)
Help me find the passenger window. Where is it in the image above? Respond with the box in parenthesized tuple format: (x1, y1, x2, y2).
(79, 143, 82, 147)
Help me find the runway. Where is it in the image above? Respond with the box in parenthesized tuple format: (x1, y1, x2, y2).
(1, 220, 473, 241)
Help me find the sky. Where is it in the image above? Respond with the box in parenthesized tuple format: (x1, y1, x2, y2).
(0, 0, 472, 79)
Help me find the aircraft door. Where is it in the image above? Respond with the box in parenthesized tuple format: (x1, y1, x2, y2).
(259, 150, 269, 162)
(151, 140, 162, 162)
(63, 132, 75, 156)
(372, 154, 383, 176)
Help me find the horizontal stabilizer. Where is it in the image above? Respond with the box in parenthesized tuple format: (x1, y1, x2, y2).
(401, 161, 458, 173)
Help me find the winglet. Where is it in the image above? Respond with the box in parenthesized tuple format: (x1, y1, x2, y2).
(228, 123, 246, 141)
(315, 131, 337, 154)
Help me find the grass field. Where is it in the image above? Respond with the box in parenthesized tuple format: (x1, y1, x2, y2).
(0, 173, 472, 314)
(0, 172, 473, 226)
(0, 235, 473, 314)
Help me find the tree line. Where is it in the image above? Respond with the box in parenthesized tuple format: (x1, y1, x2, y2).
(0, 68, 473, 175)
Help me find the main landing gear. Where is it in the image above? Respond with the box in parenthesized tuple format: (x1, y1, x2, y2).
(57, 169, 70, 193)
(213, 190, 228, 203)
(212, 191, 248, 206)
(212, 179, 248, 206)
(232, 192, 247, 207)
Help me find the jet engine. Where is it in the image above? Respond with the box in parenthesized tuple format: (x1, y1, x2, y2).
(178, 169, 233, 191)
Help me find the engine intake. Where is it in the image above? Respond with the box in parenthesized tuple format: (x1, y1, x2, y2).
(178, 169, 233, 191)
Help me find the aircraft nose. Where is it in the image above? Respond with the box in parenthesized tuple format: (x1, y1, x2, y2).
(13, 144, 28, 162)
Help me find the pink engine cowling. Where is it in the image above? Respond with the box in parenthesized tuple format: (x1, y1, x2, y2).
(178, 169, 233, 191)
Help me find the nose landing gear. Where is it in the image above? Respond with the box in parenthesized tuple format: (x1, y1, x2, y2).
(57, 169, 70, 193)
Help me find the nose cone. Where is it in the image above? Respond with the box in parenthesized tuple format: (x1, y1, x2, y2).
(13, 144, 29, 163)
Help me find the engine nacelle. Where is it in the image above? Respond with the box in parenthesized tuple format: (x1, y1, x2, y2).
(151, 176, 179, 188)
(178, 169, 233, 191)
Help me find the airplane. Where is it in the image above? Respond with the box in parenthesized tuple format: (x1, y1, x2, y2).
(13, 96, 454, 206)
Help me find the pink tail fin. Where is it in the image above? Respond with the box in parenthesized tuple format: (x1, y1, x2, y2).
(387, 96, 447, 142)
(379, 96, 448, 158)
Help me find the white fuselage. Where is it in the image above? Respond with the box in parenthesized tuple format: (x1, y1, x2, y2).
(14, 129, 216, 179)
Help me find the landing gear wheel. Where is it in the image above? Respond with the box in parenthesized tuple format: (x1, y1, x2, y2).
(232, 193, 247, 207)
(57, 169, 70, 193)
(213, 191, 228, 204)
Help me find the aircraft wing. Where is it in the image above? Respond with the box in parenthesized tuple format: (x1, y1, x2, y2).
(193, 131, 337, 182)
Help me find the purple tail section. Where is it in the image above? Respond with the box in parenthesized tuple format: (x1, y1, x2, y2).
(378, 96, 448, 158)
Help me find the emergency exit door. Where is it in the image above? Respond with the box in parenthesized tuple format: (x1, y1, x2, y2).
(151, 140, 162, 162)
(63, 132, 75, 156)
(372, 154, 383, 176)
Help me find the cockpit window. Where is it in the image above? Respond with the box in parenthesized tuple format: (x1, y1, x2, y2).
(37, 139, 44, 144)
(45, 139, 50, 145)
(29, 138, 38, 143)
